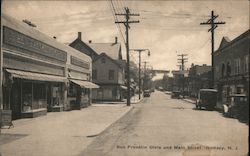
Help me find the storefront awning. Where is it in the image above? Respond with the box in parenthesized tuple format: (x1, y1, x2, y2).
(70, 79, 99, 88)
(6, 69, 66, 82)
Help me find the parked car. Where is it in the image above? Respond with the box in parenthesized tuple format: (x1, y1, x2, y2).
(171, 91, 181, 99)
(196, 89, 218, 110)
(224, 94, 249, 122)
(143, 90, 151, 97)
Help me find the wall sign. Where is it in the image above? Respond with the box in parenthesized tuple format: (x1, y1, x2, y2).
(71, 56, 90, 69)
(3, 26, 67, 63)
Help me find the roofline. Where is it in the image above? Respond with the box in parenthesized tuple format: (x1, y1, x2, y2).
(2, 13, 91, 62)
(215, 29, 250, 53)
(69, 38, 99, 56)
(93, 53, 123, 69)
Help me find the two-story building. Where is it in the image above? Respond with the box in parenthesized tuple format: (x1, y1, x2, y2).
(91, 53, 125, 101)
(69, 33, 126, 102)
(188, 64, 211, 97)
(1, 14, 97, 119)
(214, 29, 249, 107)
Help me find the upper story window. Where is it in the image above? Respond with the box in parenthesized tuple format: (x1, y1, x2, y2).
(101, 58, 106, 63)
(244, 55, 249, 73)
(221, 63, 225, 77)
(234, 58, 241, 75)
(92, 70, 97, 80)
(109, 70, 115, 80)
(226, 62, 231, 76)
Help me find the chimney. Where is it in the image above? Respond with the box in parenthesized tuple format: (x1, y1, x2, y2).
(89, 40, 92, 43)
(115, 37, 118, 44)
(78, 32, 82, 40)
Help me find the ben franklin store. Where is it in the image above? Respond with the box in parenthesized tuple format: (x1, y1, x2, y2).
(1, 14, 69, 119)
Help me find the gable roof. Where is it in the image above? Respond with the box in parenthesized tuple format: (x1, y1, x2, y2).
(88, 42, 122, 60)
(216, 29, 249, 52)
(69, 38, 98, 57)
(93, 53, 123, 69)
(218, 36, 231, 49)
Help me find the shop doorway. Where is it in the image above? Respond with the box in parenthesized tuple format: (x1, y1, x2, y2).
(10, 81, 21, 119)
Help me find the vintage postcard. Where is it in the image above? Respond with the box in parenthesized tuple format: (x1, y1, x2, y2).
(0, 0, 249, 156)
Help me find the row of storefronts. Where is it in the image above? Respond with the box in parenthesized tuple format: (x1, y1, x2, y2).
(1, 14, 99, 120)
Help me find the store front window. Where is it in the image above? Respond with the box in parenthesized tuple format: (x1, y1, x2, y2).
(68, 83, 78, 97)
(33, 83, 47, 109)
(22, 81, 47, 112)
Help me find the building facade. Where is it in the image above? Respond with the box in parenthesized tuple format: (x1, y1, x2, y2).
(1, 14, 96, 119)
(188, 64, 211, 97)
(172, 70, 189, 95)
(69, 33, 126, 101)
(214, 30, 249, 107)
(91, 53, 125, 101)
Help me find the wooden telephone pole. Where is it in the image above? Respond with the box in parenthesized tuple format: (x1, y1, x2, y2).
(130, 49, 150, 99)
(200, 10, 225, 88)
(115, 7, 139, 106)
(177, 54, 188, 71)
(143, 61, 149, 91)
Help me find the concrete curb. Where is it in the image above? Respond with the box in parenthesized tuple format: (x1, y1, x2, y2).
(182, 98, 196, 104)
(87, 106, 134, 137)
(131, 98, 144, 104)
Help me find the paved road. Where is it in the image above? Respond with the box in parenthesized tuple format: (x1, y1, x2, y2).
(80, 91, 248, 156)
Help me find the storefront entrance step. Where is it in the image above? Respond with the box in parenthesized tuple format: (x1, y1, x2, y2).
(21, 108, 47, 118)
(51, 106, 64, 112)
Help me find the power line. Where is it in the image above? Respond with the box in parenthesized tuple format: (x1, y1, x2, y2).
(200, 10, 225, 88)
(115, 7, 140, 106)
(108, 0, 126, 44)
(177, 53, 188, 71)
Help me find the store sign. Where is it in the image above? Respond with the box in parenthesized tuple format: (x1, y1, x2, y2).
(3, 26, 67, 63)
(0, 110, 13, 128)
(71, 56, 90, 69)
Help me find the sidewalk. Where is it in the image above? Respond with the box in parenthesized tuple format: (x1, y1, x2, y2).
(93, 93, 144, 105)
(0, 104, 132, 156)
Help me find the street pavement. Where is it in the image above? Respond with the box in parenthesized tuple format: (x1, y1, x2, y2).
(80, 91, 249, 156)
(0, 104, 132, 156)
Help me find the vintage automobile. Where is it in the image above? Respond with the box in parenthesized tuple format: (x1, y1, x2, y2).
(196, 89, 218, 110)
(143, 90, 151, 97)
(224, 94, 249, 122)
(171, 91, 181, 99)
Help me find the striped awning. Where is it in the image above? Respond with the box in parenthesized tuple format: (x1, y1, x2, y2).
(69, 79, 99, 88)
(6, 69, 66, 82)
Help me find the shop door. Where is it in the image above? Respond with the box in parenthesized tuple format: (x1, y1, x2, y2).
(47, 84, 52, 111)
(10, 82, 21, 119)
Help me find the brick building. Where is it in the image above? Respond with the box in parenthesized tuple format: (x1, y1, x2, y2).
(188, 64, 211, 97)
(214, 29, 249, 107)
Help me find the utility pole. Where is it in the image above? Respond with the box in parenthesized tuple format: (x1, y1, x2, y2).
(115, 7, 139, 106)
(130, 49, 150, 99)
(143, 61, 149, 91)
(177, 54, 188, 96)
(177, 54, 188, 71)
(200, 10, 225, 88)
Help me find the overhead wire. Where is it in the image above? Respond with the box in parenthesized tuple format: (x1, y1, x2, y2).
(108, 0, 126, 44)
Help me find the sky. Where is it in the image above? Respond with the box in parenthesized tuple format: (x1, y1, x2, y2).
(2, 0, 249, 80)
